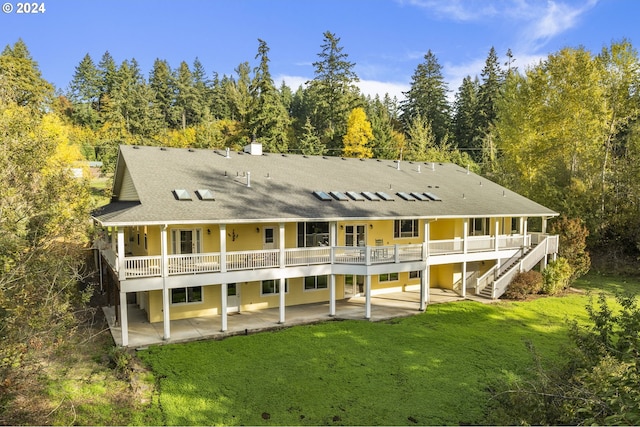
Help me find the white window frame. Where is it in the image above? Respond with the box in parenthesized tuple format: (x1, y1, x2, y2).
(394, 219, 419, 238)
(261, 279, 289, 296)
(304, 275, 329, 291)
(170, 286, 203, 305)
(379, 272, 399, 282)
(171, 228, 203, 254)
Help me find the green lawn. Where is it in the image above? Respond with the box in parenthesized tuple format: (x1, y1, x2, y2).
(135, 273, 638, 426)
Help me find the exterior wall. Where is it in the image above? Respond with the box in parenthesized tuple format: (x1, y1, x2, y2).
(147, 284, 222, 323)
(430, 218, 464, 240)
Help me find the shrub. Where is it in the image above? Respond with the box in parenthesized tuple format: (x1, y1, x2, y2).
(549, 216, 590, 281)
(541, 258, 573, 295)
(504, 270, 543, 300)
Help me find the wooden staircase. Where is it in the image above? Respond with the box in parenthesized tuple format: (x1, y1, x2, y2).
(476, 237, 555, 299)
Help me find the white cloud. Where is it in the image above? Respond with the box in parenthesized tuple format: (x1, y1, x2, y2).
(275, 74, 409, 101)
(403, 0, 599, 51)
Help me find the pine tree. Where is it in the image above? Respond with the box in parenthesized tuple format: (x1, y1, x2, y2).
(0, 39, 53, 108)
(307, 31, 361, 153)
(451, 75, 479, 156)
(248, 39, 291, 152)
(401, 49, 450, 146)
(475, 47, 504, 166)
(149, 58, 175, 126)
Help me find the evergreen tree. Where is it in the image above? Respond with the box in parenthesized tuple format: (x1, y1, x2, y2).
(97, 51, 117, 112)
(0, 39, 53, 109)
(405, 113, 435, 161)
(68, 53, 100, 105)
(451, 75, 479, 156)
(297, 117, 324, 155)
(248, 39, 290, 152)
(149, 58, 175, 126)
(307, 31, 361, 153)
(401, 49, 450, 146)
(475, 47, 504, 166)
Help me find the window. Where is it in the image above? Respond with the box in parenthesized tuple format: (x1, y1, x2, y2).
(171, 286, 202, 304)
(297, 222, 329, 247)
(511, 217, 520, 234)
(261, 279, 288, 295)
(304, 275, 328, 290)
(409, 271, 421, 279)
(379, 272, 399, 282)
(394, 219, 419, 238)
(470, 218, 490, 236)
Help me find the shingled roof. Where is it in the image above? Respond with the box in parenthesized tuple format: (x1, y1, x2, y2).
(91, 145, 557, 226)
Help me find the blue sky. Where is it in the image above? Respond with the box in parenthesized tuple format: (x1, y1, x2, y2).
(1, 0, 637, 100)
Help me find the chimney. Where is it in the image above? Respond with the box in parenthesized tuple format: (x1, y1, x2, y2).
(244, 136, 263, 156)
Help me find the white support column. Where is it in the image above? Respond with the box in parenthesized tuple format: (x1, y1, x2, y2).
(329, 274, 336, 316)
(161, 225, 170, 341)
(494, 219, 500, 252)
(219, 224, 228, 332)
(542, 217, 548, 234)
(329, 221, 337, 317)
(278, 223, 286, 324)
(420, 221, 430, 311)
(219, 224, 227, 273)
(365, 275, 372, 319)
(463, 220, 469, 254)
(117, 227, 126, 280)
(462, 262, 467, 298)
(221, 283, 228, 331)
(119, 291, 129, 347)
(523, 218, 528, 247)
(278, 278, 286, 324)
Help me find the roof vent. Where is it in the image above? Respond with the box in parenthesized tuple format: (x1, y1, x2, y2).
(225, 147, 231, 158)
(195, 189, 215, 200)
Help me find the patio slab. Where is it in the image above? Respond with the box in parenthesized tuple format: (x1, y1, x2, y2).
(104, 289, 489, 348)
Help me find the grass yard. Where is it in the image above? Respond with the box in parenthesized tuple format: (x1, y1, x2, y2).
(135, 272, 639, 426)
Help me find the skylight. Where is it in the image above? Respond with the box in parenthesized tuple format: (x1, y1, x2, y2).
(376, 191, 395, 201)
(397, 192, 416, 201)
(362, 191, 381, 201)
(424, 192, 442, 201)
(313, 191, 332, 201)
(411, 192, 429, 201)
(330, 191, 349, 201)
(173, 189, 192, 201)
(346, 191, 366, 201)
(196, 189, 215, 200)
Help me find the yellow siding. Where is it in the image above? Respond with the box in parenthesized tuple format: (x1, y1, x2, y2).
(147, 285, 222, 323)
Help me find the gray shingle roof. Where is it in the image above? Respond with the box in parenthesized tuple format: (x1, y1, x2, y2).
(92, 145, 557, 226)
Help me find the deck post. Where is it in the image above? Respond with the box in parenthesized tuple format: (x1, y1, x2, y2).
(161, 225, 170, 341)
(462, 261, 467, 298)
(219, 224, 227, 273)
(221, 283, 228, 331)
(278, 277, 286, 324)
(365, 275, 372, 319)
(420, 221, 430, 311)
(329, 274, 336, 316)
(119, 291, 128, 347)
(117, 227, 126, 280)
(278, 223, 286, 324)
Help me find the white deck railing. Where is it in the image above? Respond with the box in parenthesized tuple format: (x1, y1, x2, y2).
(110, 235, 551, 279)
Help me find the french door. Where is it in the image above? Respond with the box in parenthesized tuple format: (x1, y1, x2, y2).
(345, 225, 366, 247)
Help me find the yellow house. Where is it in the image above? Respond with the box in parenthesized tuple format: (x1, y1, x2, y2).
(92, 143, 559, 346)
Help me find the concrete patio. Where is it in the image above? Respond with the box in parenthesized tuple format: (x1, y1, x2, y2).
(104, 289, 491, 348)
